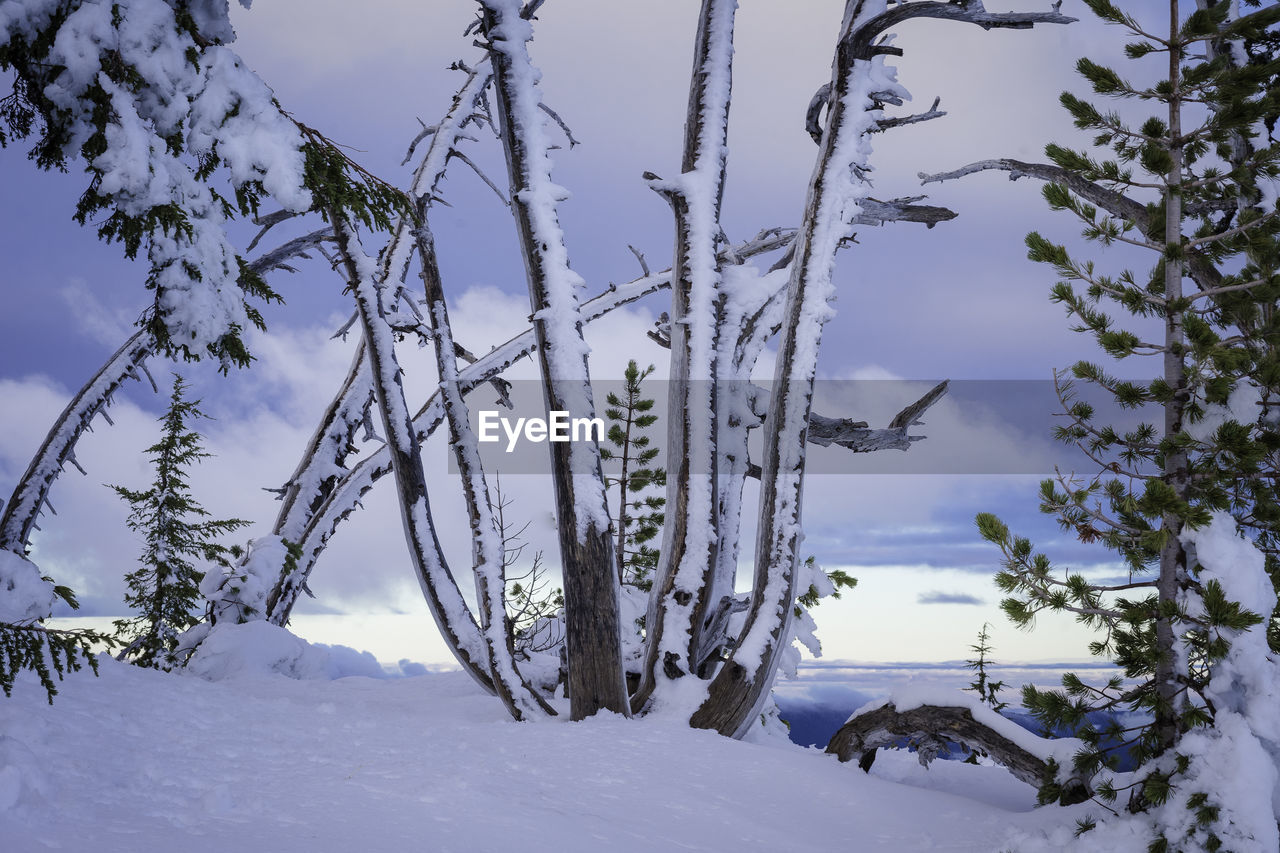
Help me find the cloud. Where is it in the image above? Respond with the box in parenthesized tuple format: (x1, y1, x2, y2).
(917, 591, 985, 606)
(60, 279, 138, 348)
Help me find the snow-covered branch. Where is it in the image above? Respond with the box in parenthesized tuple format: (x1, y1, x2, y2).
(269, 234, 791, 629)
(0, 228, 333, 559)
(328, 214, 496, 696)
(827, 696, 1093, 805)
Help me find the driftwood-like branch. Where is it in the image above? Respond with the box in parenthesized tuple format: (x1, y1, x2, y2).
(246, 209, 303, 252)
(844, 1, 1076, 64)
(920, 159, 1234, 292)
(825, 701, 1092, 806)
(920, 159, 1148, 223)
(873, 96, 945, 133)
(805, 83, 832, 144)
(754, 379, 948, 456)
(854, 197, 956, 229)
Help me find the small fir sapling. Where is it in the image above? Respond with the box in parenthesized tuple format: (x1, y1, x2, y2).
(111, 375, 248, 670)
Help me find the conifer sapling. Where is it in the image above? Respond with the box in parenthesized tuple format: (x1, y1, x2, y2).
(111, 375, 248, 670)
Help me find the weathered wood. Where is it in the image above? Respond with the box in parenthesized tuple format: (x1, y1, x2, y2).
(329, 214, 497, 697)
(269, 233, 793, 629)
(825, 702, 1092, 805)
(635, 0, 735, 713)
(481, 0, 629, 720)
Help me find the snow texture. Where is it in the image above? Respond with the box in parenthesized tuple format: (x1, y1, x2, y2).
(0, 653, 1112, 851)
(184, 621, 385, 682)
(0, 551, 56, 624)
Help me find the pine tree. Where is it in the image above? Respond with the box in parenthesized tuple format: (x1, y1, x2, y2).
(600, 360, 666, 591)
(111, 375, 248, 670)
(977, 0, 1280, 840)
(963, 623, 1008, 713)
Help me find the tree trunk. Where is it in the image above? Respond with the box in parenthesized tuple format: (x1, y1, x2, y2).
(636, 0, 736, 711)
(1154, 0, 1188, 757)
(480, 0, 629, 720)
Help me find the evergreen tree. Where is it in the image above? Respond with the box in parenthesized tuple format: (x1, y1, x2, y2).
(600, 360, 666, 591)
(977, 0, 1280, 841)
(963, 623, 1008, 713)
(112, 375, 248, 670)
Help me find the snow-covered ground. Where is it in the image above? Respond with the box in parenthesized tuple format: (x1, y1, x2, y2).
(0, 626, 1104, 853)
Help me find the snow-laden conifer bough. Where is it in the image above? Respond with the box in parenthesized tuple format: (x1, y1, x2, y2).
(2, 0, 1075, 763)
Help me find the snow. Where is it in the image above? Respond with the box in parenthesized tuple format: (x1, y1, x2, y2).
(185, 621, 385, 681)
(0, 550, 56, 624)
(200, 534, 291, 624)
(0, 634, 1099, 852)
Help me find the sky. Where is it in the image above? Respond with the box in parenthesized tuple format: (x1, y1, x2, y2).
(0, 0, 1164, 665)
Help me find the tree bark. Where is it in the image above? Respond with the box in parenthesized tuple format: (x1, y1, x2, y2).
(826, 702, 1092, 805)
(635, 0, 736, 712)
(480, 0, 629, 719)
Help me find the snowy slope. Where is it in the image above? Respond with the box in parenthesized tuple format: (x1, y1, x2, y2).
(0, 635, 1088, 852)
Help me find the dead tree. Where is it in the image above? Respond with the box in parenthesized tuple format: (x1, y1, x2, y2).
(827, 700, 1093, 805)
(5, 0, 1071, 732)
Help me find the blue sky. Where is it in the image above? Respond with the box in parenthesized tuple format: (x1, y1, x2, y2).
(0, 1, 1155, 663)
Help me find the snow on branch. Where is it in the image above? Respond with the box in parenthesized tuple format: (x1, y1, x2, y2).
(0, 332, 153, 555)
(0, 231, 331, 558)
(636, 0, 739, 713)
(272, 233, 792, 628)
(826, 696, 1093, 805)
(328, 214, 497, 697)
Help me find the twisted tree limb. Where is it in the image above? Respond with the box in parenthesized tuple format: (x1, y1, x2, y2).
(826, 701, 1093, 806)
